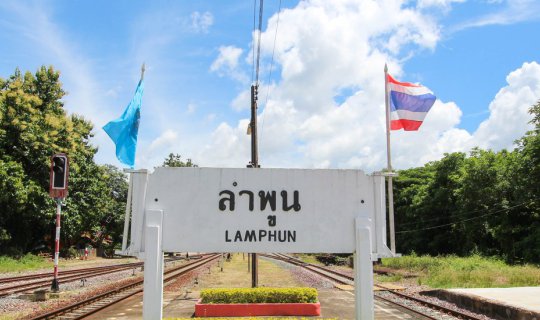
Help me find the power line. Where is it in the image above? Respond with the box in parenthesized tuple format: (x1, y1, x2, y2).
(397, 200, 513, 228)
(254, 0, 264, 85)
(396, 201, 532, 234)
(251, 0, 257, 84)
(259, 0, 282, 149)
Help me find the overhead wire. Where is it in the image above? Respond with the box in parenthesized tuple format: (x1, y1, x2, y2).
(251, 0, 257, 84)
(395, 200, 532, 234)
(259, 0, 282, 150)
(398, 200, 517, 228)
(255, 0, 264, 86)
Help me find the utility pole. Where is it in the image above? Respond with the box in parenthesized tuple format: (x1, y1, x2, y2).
(249, 84, 259, 287)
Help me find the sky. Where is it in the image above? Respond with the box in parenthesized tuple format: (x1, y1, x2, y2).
(1, 0, 539, 173)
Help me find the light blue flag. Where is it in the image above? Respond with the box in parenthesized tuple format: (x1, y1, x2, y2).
(103, 80, 144, 168)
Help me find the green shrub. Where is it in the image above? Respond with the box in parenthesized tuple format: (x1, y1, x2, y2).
(200, 287, 318, 304)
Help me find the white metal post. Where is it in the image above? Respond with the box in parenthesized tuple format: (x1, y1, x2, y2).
(128, 169, 149, 255)
(142, 209, 164, 320)
(354, 217, 374, 320)
(121, 172, 133, 252)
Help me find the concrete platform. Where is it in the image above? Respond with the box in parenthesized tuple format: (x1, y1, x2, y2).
(86, 289, 417, 319)
(425, 287, 540, 320)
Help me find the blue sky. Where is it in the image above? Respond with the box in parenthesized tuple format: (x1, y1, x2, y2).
(1, 0, 539, 172)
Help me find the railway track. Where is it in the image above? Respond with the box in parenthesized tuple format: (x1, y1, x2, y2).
(28, 253, 221, 320)
(0, 264, 143, 298)
(0, 262, 143, 285)
(264, 253, 485, 320)
(0, 256, 192, 298)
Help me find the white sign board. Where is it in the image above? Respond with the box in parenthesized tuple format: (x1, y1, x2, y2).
(137, 167, 387, 254)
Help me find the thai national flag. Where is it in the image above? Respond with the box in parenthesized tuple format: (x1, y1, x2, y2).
(388, 74, 436, 131)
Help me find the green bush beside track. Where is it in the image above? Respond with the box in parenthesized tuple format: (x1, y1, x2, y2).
(200, 287, 318, 304)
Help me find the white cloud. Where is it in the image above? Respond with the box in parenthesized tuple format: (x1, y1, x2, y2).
(200, 0, 540, 172)
(471, 61, 540, 150)
(187, 103, 197, 114)
(231, 89, 251, 111)
(202, 0, 444, 171)
(210, 46, 248, 83)
(6, 0, 537, 172)
(190, 11, 214, 34)
(417, 0, 466, 10)
(198, 121, 251, 167)
(451, 0, 540, 32)
(149, 129, 179, 152)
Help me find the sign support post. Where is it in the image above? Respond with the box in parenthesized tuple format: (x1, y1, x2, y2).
(121, 172, 134, 252)
(142, 209, 164, 319)
(354, 217, 374, 320)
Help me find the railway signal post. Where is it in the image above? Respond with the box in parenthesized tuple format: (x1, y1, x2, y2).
(49, 153, 69, 292)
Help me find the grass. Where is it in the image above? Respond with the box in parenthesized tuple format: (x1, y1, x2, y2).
(0, 254, 139, 274)
(0, 313, 25, 320)
(375, 274, 403, 283)
(381, 253, 540, 288)
(195, 253, 304, 289)
(0, 254, 51, 273)
(294, 254, 320, 265)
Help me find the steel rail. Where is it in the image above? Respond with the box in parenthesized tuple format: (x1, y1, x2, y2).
(380, 289, 485, 320)
(28, 254, 221, 320)
(0, 265, 142, 297)
(264, 253, 485, 320)
(0, 255, 191, 284)
(264, 253, 354, 283)
(0, 256, 190, 297)
(375, 293, 438, 320)
(0, 262, 143, 284)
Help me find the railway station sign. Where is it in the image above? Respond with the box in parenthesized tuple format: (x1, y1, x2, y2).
(125, 167, 391, 320)
(132, 167, 388, 255)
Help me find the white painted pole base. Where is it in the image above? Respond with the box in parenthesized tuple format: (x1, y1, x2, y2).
(142, 210, 164, 320)
(354, 217, 374, 320)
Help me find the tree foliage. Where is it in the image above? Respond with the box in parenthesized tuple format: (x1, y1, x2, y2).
(162, 153, 197, 167)
(394, 101, 540, 263)
(0, 66, 127, 255)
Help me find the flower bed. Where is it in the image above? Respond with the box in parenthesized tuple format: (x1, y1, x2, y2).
(195, 287, 321, 317)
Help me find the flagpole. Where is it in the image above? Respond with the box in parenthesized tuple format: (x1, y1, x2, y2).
(384, 64, 396, 254)
(120, 64, 145, 253)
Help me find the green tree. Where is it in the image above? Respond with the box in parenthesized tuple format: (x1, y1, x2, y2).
(0, 66, 128, 255)
(394, 102, 540, 263)
(162, 153, 197, 167)
(393, 164, 435, 253)
(513, 101, 540, 262)
(396, 153, 469, 255)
